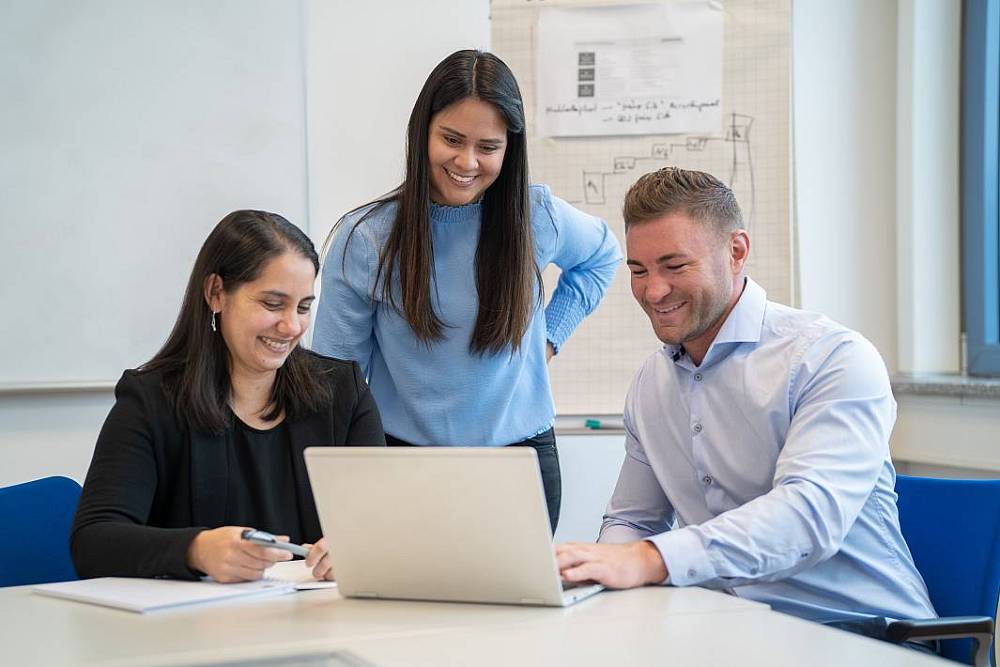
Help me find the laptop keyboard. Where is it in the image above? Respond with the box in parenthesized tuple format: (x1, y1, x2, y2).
(561, 580, 590, 591)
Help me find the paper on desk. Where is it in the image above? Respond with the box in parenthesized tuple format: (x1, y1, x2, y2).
(535, 2, 724, 137)
(33, 577, 295, 613)
(266, 559, 338, 590)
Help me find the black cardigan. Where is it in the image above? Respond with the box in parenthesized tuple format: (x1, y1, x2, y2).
(70, 353, 385, 579)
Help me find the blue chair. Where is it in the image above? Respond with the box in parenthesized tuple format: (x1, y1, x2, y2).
(887, 475, 1000, 666)
(0, 476, 82, 587)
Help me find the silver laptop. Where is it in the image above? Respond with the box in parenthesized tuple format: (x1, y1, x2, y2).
(303, 447, 603, 607)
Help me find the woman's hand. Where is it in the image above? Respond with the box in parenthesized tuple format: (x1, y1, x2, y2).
(186, 526, 293, 583)
(303, 537, 335, 581)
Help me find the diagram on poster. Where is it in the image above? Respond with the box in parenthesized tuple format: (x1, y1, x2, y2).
(570, 112, 757, 231)
(493, 0, 792, 415)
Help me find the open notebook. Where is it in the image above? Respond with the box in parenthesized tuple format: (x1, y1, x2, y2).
(32, 561, 335, 613)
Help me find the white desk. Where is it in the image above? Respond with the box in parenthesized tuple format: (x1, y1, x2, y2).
(0, 584, 946, 666)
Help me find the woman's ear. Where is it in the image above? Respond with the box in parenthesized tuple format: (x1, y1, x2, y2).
(203, 274, 224, 312)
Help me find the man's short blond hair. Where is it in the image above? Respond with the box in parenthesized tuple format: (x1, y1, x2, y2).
(623, 167, 744, 234)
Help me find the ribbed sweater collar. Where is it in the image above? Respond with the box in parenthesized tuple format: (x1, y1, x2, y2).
(430, 199, 482, 224)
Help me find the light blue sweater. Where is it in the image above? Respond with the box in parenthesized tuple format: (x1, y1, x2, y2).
(312, 185, 622, 445)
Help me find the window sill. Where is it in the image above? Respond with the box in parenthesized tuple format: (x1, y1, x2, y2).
(891, 373, 1000, 400)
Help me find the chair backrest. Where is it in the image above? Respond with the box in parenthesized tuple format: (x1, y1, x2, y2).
(895, 474, 1000, 664)
(0, 476, 82, 587)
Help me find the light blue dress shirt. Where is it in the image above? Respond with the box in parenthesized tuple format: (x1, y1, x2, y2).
(313, 185, 621, 446)
(600, 277, 937, 623)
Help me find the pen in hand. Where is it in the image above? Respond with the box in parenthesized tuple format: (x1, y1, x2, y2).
(241, 529, 311, 558)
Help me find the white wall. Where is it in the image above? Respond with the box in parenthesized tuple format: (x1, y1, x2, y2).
(793, 0, 899, 368)
(553, 434, 626, 543)
(0, 0, 491, 489)
(895, 0, 961, 374)
(896, 0, 962, 373)
(0, 392, 113, 488)
(304, 0, 490, 250)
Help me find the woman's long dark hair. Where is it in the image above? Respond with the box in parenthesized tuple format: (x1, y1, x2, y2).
(337, 49, 541, 354)
(144, 210, 331, 433)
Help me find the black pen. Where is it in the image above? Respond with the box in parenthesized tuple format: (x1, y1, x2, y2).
(241, 528, 310, 557)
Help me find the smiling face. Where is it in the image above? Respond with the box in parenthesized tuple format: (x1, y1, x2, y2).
(427, 97, 508, 206)
(626, 211, 749, 364)
(206, 251, 316, 382)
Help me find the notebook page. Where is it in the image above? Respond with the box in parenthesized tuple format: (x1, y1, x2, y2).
(266, 560, 337, 590)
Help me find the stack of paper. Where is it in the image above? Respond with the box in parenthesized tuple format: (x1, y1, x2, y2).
(34, 576, 296, 613)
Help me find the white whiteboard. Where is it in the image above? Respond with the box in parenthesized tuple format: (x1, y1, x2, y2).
(0, 0, 308, 387)
(492, 0, 793, 415)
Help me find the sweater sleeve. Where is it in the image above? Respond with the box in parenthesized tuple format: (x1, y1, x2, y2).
(539, 187, 623, 352)
(70, 373, 204, 580)
(313, 214, 378, 377)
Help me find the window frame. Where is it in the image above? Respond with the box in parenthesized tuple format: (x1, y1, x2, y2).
(963, 0, 1000, 375)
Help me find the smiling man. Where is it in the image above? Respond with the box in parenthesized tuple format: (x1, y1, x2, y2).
(556, 167, 937, 641)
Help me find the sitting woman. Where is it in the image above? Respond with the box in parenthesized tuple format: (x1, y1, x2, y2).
(71, 210, 384, 583)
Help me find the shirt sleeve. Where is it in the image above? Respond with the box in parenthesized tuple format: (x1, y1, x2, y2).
(539, 189, 622, 352)
(647, 334, 896, 589)
(599, 387, 676, 546)
(312, 216, 377, 377)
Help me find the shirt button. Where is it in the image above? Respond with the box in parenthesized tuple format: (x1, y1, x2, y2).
(702, 475, 713, 485)
(694, 372, 703, 381)
(692, 423, 703, 434)
(687, 568, 697, 578)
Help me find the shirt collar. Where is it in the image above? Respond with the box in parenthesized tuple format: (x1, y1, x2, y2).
(713, 276, 766, 345)
(663, 276, 766, 366)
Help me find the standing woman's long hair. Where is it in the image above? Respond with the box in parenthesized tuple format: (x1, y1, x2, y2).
(144, 210, 331, 433)
(340, 49, 541, 354)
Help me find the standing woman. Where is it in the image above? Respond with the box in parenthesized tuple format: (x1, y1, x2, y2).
(72, 210, 384, 583)
(313, 50, 621, 533)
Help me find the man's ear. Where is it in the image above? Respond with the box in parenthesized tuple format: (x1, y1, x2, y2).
(203, 274, 224, 312)
(729, 230, 750, 272)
